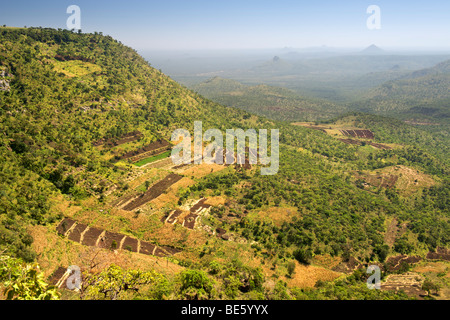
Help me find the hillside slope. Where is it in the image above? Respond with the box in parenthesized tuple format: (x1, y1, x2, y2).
(0, 28, 448, 300)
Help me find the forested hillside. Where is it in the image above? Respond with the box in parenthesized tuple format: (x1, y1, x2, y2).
(193, 77, 347, 121)
(0, 28, 448, 300)
(354, 60, 450, 124)
(0, 27, 261, 260)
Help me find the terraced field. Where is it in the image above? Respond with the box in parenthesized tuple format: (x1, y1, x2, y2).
(381, 273, 427, 299)
(340, 129, 375, 139)
(117, 139, 171, 162)
(92, 130, 143, 147)
(161, 198, 212, 230)
(426, 247, 450, 261)
(56, 218, 181, 257)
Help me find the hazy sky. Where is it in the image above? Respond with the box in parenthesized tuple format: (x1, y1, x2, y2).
(1, 0, 449, 50)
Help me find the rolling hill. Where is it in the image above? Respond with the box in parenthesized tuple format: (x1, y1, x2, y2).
(361, 44, 385, 55)
(192, 77, 347, 121)
(354, 59, 450, 124)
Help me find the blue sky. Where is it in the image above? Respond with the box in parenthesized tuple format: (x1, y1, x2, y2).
(0, 0, 449, 50)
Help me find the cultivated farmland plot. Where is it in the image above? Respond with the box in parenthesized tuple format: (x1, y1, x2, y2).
(93, 130, 143, 147)
(340, 129, 375, 139)
(426, 247, 450, 261)
(122, 173, 183, 211)
(56, 218, 181, 257)
(381, 273, 428, 299)
(162, 198, 212, 230)
(117, 139, 171, 163)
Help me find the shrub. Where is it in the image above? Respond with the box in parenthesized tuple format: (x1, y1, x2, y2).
(293, 248, 312, 265)
(178, 269, 214, 300)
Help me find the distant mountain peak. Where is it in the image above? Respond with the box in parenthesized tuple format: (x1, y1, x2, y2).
(362, 44, 384, 55)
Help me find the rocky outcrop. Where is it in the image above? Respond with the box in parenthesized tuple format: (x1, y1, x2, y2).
(0, 70, 11, 91)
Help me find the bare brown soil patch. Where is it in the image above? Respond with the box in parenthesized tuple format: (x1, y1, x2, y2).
(122, 237, 139, 252)
(385, 255, 422, 272)
(139, 241, 156, 255)
(215, 227, 227, 239)
(56, 218, 77, 236)
(426, 247, 450, 261)
(183, 213, 199, 230)
(150, 177, 195, 211)
(123, 173, 182, 211)
(356, 172, 399, 189)
(179, 198, 213, 230)
(160, 246, 182, 255)
(81, 227, 104, 246)
(93, 130, 143, 147)
(340, 129, 374, 139)
(48, 266, 70, 288)
(67, 223, 88, 243)
(98, 231, 126, 250)
(190, 198, 211, 214)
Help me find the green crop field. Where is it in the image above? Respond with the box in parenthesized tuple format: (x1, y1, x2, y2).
(134, 151, 172, 167)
